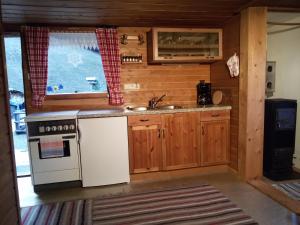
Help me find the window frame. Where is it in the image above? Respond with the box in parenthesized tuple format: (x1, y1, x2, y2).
(45, 28, 108, 99)
(45, 92, 108, 100)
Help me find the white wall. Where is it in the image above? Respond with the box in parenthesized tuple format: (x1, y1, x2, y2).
(267, 16, 300, 168)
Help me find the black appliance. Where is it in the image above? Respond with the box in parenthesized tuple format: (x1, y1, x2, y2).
(197, 80, 212, 105)
(264, 99, 297, 180)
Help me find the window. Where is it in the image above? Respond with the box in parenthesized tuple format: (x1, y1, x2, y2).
(47, 32, 107, 95)
(4, 36, 30, 177)
(5, 37, 24, 93)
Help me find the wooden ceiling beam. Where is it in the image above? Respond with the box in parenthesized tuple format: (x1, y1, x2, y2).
(268, 7, 300, 12)
(1, 5, 245, 12)
(2, 11, 233, 20)
(2, 0, 249, 7)
(2, 7, 237, 15)
(2, 17, 225, 24)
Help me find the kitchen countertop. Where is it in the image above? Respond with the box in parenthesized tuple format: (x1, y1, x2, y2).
(25, 110, 79, 122)
(77, 105, 232, 119)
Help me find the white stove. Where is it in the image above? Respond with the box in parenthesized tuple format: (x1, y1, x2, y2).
(25, 110, 81, 189)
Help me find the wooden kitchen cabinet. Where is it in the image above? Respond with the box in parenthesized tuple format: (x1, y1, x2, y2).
(128, 115, 162, 174)
(161, 112, 199, 170)
(128, 109, 230, 174)
(147, 27, 223, 63)
(200, 110, 230, 166)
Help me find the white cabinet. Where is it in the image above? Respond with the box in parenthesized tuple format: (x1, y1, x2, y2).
(78, 116, 130, 187)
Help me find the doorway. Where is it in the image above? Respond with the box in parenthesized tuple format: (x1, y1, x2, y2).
(4, 36, 30, 177)
(258, 13, 300, 208)
(266, 11, 300, 173)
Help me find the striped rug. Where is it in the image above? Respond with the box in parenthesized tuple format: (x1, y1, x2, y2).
(21, 199, 92, 225)
(272, 182, 300, 201)
(92, 184, 258, 225)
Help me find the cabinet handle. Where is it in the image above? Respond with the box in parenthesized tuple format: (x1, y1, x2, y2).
(202, 126, 205, 135)
(140, 119, 149, 122)
(62, 135, 76, 139)
(158, 129, 161, 138)
(162, 129, 165, 138)
(211, 114, 220, 117)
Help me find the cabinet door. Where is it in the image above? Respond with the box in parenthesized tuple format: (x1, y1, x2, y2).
(148, 28, 223, 63)
(78, 117, 130, 187)
(128, 125, 162, 174)
(162, 112, 199, 170)
(200, 120, 229, 166)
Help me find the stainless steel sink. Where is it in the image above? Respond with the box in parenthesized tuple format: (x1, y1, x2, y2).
(126, 105, 183, 111)
(126, 106, 148, 111)
(156, 105, 183, 110)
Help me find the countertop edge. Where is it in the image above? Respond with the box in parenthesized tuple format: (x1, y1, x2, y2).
(77, 105, 232, 119)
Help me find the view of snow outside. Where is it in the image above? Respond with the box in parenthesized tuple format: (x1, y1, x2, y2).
(47, 45, 107, 94)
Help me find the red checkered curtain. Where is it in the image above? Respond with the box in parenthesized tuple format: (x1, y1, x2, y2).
(24, 26, 49, 107)
(95, 28, 124, 105)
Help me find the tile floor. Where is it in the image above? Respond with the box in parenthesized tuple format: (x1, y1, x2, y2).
(18, 172, 300, 225)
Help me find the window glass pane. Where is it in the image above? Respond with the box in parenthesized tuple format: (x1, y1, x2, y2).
(47, 33, 107, 95)
(4, 36, 30, 177)
(4, 37, 24, 93)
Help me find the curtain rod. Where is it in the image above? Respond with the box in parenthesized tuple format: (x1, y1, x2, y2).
(50, 27, 96, 33)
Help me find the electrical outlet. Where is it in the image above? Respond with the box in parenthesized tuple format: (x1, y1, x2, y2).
(124, 83, 140, 90)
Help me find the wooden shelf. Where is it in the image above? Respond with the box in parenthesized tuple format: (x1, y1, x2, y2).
(158, 44, 219, 49)
(121, 61, 143, 64)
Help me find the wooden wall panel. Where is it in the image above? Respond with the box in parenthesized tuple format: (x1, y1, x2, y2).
(120, 27, 210, 107)
(210, 16, 240, 171)
(0, 24, 20, 225)
(25, 27, 210, 113)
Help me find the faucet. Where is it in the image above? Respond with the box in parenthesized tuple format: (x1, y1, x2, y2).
(148, 94, 166, 109)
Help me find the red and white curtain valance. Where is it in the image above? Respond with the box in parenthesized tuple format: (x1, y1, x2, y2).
(95, 28, 124, 105)
(23, 26, 50, 108)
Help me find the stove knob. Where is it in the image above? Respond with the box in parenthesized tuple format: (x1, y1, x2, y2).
(63, 125, 69, 131)
(45, 126, 51, 132)
(51, 126, 57, 131)
(58, 125, 63, 131)
(38, 126, 45, 133)
(69, 124, 75, 130)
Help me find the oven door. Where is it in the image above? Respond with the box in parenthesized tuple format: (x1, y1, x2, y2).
(28, 134, 79, 173)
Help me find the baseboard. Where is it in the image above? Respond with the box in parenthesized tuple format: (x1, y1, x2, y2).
(130, 165, 230, 182)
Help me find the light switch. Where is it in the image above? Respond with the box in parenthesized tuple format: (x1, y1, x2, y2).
(124, 83, 140, 90)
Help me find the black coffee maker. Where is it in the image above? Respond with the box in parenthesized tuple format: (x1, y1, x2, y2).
(197, 80, 212, 105)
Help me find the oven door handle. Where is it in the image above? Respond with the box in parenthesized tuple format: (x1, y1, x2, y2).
(62, 135, 76, 139)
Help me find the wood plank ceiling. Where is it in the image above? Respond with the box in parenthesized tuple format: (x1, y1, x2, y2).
(1, 0, 300, 28)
